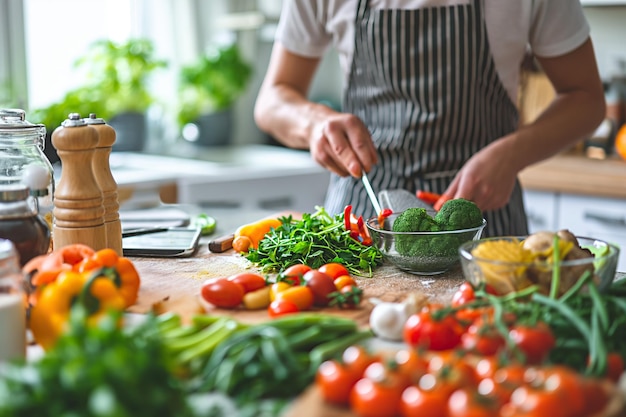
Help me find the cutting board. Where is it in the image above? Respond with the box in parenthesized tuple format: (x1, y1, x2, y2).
(126, 241, 467, 325)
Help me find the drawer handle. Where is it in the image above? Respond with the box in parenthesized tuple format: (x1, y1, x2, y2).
(584, 212, 626, 227)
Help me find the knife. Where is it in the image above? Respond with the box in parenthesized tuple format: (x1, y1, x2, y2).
(361, 172, 382, 214)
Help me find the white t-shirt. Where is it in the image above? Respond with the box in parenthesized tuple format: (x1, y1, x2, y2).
(275, 0, 591, 103)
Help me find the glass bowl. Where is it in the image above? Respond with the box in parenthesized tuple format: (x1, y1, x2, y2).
(366, 214, 486, 275)
(458, 235, 620, 295)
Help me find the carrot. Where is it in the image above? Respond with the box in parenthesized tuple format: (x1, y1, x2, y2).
(416, 190, 442, 205)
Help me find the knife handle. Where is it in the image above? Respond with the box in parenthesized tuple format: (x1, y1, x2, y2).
(208, 234, 235, 253)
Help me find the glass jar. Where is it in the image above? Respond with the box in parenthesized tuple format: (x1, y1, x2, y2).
(0, 184, 50, 266)
(0, 109, 55, 229)
(0, 238, 26, 363)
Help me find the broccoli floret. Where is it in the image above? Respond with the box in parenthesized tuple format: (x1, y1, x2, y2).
(434, 198, 483, 231)
(392, 208, 440, 233)
(392, 208, 440, 257)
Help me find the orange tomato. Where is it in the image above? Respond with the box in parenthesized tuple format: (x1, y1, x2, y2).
(318, 262, 350, 279)
(274, 285, 314, 311)
(334, 274, 357, 290)
(616, 123, 626, 160)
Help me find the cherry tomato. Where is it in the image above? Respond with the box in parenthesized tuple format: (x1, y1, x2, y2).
(605, 352, 625, 383)
(303, 270, 337, 306)
(394, 349, 429, 385)
(274, 285, 314, 311)
(200, 278, 244, 309)
(267, 298, 299, 317)
(451, 281, 477, 307)
(507, 384, 569, 417)
(227, 272, 266, 293)
(342, 345, 380, 378)
(400, 383, 449, 417)
(404, 310, 462, 351)
(318, 262, 350, 279)
(350, 371, 405, 417)
(279, 263, 312, 286)
(508, 322, 555, 365)
(447, 387, 501, 417)
(527, 365, 587, 417)
(316, 359, 360, 405)
(269, 281, 291, 301)
(427, 354, 478, 396)
(334, 274, 357, 290)
(461, 320, 506, 356)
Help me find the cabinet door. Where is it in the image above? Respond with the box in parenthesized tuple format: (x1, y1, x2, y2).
(523, 190, 558, 233)
(558, 194, 626, 272)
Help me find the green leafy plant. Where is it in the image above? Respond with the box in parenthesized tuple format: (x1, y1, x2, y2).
(177, 44, 252, 127)
(29, 38, 167, 133)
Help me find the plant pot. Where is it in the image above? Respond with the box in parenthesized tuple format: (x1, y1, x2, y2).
(110, 112, 147, 152)
(182, 109, 233, 147)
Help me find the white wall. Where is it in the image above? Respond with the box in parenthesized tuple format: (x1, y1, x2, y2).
(584, 6, 626, 80)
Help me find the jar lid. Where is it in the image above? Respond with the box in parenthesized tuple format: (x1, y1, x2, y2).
(0, 109, 46, 132)
(0, 184, 30, 202)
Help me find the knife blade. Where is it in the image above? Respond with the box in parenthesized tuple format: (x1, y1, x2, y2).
(361, 172, 382, 214)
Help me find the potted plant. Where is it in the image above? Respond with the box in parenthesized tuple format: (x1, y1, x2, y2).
(177, 44, 252, 146)
(30, 38, 167, 157)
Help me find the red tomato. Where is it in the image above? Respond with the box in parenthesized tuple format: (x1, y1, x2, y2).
(447, 387, 501, 417)
(400, 384, 449, 417)
(303, 270, 337, 307)
(350, 376, 404, 417)
(200, 278, 244, 309)
(267, 299, 299, 317)
(507, 384, 569, 417)
(342, 345, 380, 378)
(508, 322, 555, 365)
(316, 360, 360, 405)
(318, 262, 350, 279)
(461, 320, 506, 356)
(227, 272, 266, 293)
(334, 274, 357, 290)
(279, 264, 312, 286)
(274, 285, 314, 311)
(451, 282, 477, 307)
(404, 310, 462, 351)
(394, 349, 429, 385)
(606, 352, 625, 383)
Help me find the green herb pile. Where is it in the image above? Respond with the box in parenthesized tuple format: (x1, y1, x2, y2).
(0, 309, 195, 417)
(245, 206, 383, 276)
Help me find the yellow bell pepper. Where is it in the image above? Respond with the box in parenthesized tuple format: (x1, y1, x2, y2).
(232, 218, 282, 253)
(30, 269, 127, 350)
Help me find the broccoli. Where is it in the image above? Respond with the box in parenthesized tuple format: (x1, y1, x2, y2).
(391, 208, 440, 257)
(390, 201, 482, 259)
(392, 207, 440, 233)
(434, 198, 483, 231)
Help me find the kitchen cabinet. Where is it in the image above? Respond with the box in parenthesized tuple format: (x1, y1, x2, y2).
(523, 190, 558, 232)
(523, 190, 626, 271)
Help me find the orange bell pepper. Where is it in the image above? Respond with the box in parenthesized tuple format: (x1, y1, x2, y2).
(75, 248, 141, 308)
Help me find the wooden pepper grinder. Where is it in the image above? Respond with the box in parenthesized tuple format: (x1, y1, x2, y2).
(51, 113, 106, 250)
(85, 113, 122, 255)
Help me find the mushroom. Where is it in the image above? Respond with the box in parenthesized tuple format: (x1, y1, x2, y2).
(522, 230, 594, 295)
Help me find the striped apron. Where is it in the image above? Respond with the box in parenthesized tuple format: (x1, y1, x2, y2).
(323, 0, 529, 237)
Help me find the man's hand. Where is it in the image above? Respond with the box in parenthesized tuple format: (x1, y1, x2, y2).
(310, 112, 378, 177)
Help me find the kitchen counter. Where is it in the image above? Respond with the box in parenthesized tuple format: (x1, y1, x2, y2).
(519, 153, 626, 199)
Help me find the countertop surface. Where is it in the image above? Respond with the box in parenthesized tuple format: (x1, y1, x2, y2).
(519, 153, 626, 199)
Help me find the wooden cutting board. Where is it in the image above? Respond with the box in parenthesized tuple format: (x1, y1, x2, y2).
(125, 241, 467, 325)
